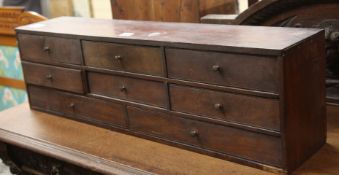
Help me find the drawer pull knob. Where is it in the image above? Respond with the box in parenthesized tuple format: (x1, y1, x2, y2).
(43, 46, 51, 52)
(68, 103, 75, 109)
(189, 129, 199, 137)
(45, 74, 53, 80)
(120, 85, 127, 92)
(212, 65, 221, 72)
(214, 103, 223, 110)
(114, 55, 123, 61)
(51, 164, 61, 175)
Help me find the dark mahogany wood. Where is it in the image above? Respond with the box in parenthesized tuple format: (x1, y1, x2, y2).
(16, 17, 326, 174)
(128, 106, 282, 167)
(83, 41, 164, 76)
(170, 84, 280, 131)
(28, 85, 126, 128)
(201, 0, 339, 105)
(18, 34, 82, 65)
(16, 17, 321, 56)
(281, 31, 327, 172)
(88, 72, 167, 108)
(166, 48, 279, 93)
(22, 62, 84, 94)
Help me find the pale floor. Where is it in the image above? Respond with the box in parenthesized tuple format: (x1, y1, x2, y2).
(0, 160, 11, 175)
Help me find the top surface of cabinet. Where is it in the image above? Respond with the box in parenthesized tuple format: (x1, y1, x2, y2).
(16, 17, 322, 56)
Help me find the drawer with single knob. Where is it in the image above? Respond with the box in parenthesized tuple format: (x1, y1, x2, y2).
(28, 85, 126, 127)
(22, 62, 84, 93)
(88, 72, 167, 108)
(128, 106, 282, 167)
(166, 48, 279, 93)
(169, 84, 280, 131)
(83, 41, 164, 76)
(18, 34, 82, 65)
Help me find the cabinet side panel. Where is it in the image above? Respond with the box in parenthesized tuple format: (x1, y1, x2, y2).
(283, 32, 327, 172)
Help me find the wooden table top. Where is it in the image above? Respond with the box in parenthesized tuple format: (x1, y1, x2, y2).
(0, 103, 338, 175)
(16, 17, 322, 56)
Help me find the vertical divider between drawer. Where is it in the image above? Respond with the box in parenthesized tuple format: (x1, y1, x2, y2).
(79, 39, 90, 94)
(161, 46, 172, 111)
(277, 54, 287, 169)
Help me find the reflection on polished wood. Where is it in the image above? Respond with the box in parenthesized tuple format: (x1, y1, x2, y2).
(0, 103, 337, 175)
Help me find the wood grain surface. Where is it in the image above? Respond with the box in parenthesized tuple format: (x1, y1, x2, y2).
(16, 17, 322, 56)
(0, 103, 337, 175)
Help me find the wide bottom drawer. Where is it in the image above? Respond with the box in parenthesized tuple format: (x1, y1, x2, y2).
(128, 106, 283, 167)
(28, 85, 126, 127)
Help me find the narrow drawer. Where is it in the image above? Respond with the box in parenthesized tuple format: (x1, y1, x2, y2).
(22, 62, 84, 93)
(128, 106, 282, 167)
(83, 41, 164, 76)
(170, 84, 280, 131)
(166, 48, 279, 93)
(18, 34, 82, 65)
(88, 72, 167, 108)
(28, 86, 126, 127)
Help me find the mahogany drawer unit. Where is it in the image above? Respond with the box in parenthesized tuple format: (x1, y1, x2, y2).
(16, 17, 327, 174)
(22, 62, 85, 94)
(83, 41, 164, 76)
(18, 34, 82, 65)
(28, 85, 126, 128)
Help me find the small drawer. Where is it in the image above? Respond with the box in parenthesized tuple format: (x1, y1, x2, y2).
(166, 48, 279, 93)
(128, 106, 282, 167)
(83, 41, 164, 76)
(18, 34, 82, 65)
(170, 84, 280, 131)
(22, 62, 84, 93)
(88, 72, 167, 108)
(28, 86, 126, 127)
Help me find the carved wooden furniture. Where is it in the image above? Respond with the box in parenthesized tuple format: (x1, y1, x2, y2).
(0, 7, 46, 90)
(110, 0, 238, 23)
(0, 103, 338, 175)
(201, 0, 339, 105)
(16, 17, 326, 174)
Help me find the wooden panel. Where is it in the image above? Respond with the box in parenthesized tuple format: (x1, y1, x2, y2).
(167, 48, 279, 93)
(0, 7, 46, 36)
(111, 0, 237, 22)
(83, 41, 164, 76)
(28, 86, 126, 127)
(22, 62, 84, 93)
(111, 0, 200, 22)
(128, 106, 282, 167)
(199, 0, 238, 16)
(170, 84, 280, 131)
(18, 34, 82, 65)
(88, 72, 167, 108)
(282, 32, 327, 171)
(16, 17, 323, 56)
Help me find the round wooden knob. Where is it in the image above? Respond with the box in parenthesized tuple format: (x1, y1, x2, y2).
(114, 55, 123, 61)
(212, 65, 221, 72)
(45, 74, 53, 80)
(68, 102, 75, 109)
(189, 129, 199, 137)
(120, 85, 127, 92)
(214, 103, 223, 110)
(43, 46, 50, 52)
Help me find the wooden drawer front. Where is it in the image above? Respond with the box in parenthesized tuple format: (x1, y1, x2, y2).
(83, 41, 164, 76)
(166, 48, 279, 93)
(18, 34, 82, 65)
(88, 72, 167, 108)
(170, 85, 280, 131)
(28, 86, 126, 127)
(128, 106, 282, 167)
(22, 62, 84, 93)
